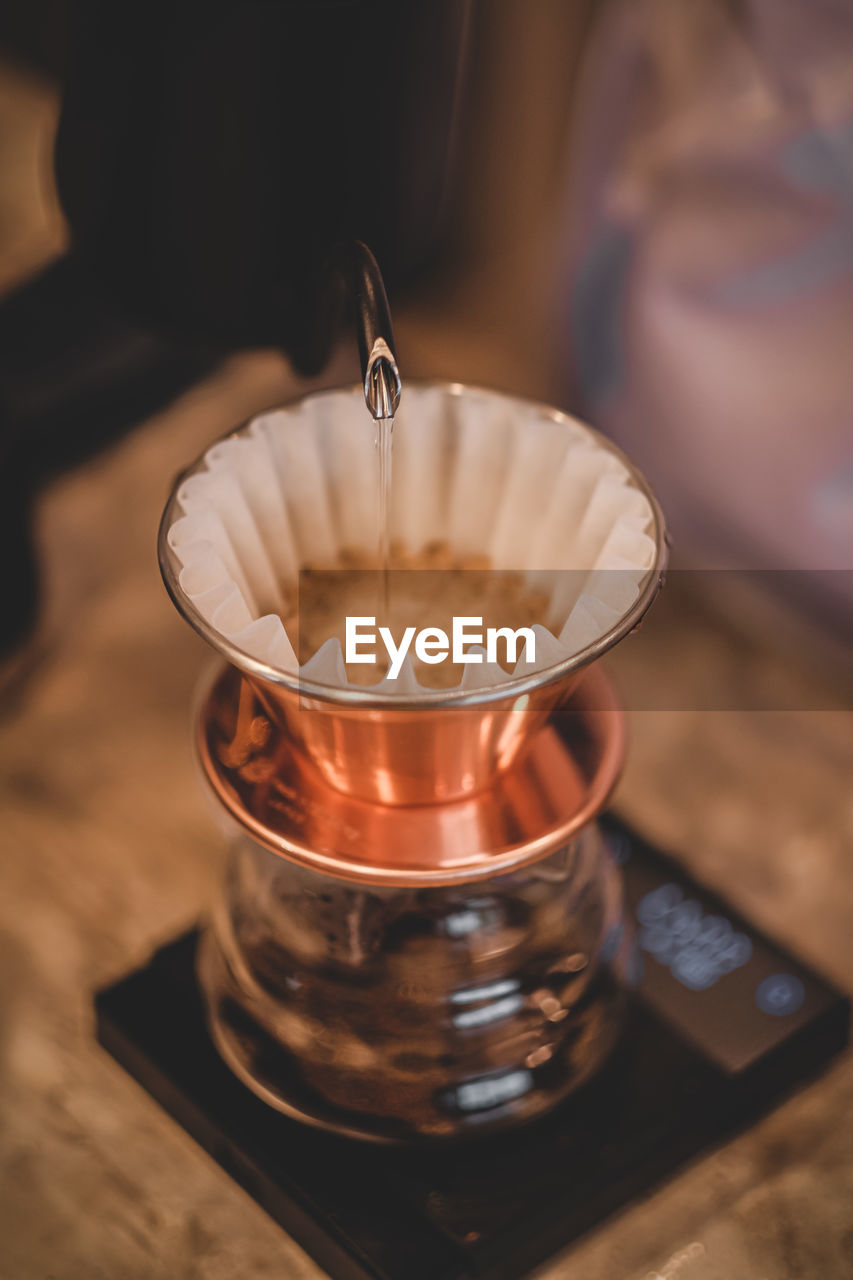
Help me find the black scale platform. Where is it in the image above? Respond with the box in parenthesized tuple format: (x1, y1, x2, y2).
(96, 816, 849, 1280)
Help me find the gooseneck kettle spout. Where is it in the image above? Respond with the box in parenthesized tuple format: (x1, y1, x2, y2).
(298, 241, 402, 420)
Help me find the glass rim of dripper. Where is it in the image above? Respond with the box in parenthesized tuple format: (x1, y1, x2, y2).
(158, 380, 668, 710)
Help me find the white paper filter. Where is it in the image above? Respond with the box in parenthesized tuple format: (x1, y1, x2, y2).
(167, 386, 658, 692)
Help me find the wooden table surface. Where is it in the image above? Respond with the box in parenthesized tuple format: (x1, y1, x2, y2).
(1, 55, 852, 1280)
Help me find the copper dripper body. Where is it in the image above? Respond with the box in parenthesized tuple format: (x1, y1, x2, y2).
(197, 663, 624, 886)
(248, 673, 580, 808)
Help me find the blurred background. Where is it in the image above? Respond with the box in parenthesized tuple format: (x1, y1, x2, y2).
(0, 2, 851, 1278)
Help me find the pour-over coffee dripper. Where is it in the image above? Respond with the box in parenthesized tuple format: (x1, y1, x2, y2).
(158, 376, 667, 1141)
(161, 382, 665, 804)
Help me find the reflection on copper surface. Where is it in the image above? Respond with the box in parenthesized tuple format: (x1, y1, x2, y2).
(197, 663, 625, 887)
(248, 672, 580, 806)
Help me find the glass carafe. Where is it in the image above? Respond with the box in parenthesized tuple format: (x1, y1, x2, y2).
(200, 820, 633, 1143)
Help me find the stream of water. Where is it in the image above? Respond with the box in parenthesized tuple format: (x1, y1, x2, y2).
(377, 414, 393, 624)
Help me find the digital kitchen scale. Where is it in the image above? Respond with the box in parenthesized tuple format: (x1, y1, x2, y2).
(96, 815, 849, 1280)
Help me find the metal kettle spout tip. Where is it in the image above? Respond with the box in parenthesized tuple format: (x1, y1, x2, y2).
(300, 239, 401, 419)
(365, 338, 401, 421)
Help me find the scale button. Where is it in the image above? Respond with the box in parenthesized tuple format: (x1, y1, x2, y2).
(755, 974, 805, 1016)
